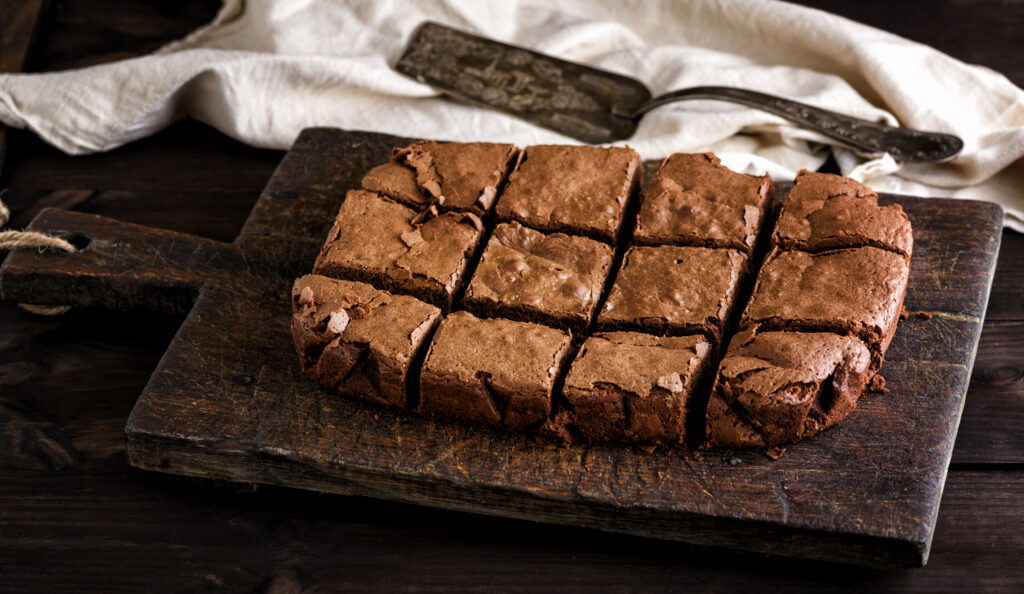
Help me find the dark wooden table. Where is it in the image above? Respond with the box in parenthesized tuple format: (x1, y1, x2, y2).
(1, 1, 1021, 591)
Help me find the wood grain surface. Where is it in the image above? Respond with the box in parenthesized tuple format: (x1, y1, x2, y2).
(1, 0, 1022, 591)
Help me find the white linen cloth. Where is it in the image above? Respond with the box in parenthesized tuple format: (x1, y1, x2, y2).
(1, 0, 1022, 231)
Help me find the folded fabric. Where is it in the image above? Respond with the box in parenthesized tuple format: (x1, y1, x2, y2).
(1, 0, 1022, 230)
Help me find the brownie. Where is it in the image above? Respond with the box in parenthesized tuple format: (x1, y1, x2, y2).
(634, 152, 773, 251)
(704, 326, 872, 448)
(312, 190, 484, 310)
(462, 222, 614, 331)
(418, 311, 572, 431)
(740, 247, 909, 366)
(291, 275, 442, 410)
(773, 170, 913, 257)
(362, 140, 518, 215)
(495, 144, 642, 242)
(563, 332, 712, 446)
(597, 245, 748, 340)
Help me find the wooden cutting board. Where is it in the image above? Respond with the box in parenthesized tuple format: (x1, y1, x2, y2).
(0, 129, 1002, 569)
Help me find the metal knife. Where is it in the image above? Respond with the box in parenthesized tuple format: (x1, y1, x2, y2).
(396, 22, 963, 163)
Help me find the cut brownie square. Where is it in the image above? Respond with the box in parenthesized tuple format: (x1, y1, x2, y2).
(291, 275, 442, 410)
(740, 247, 909, 366)
(773, 170, 913, 258)
(312, 190, 484, 311)
(462, 222, 614, 331)
(704, 326, 872, 448)
(597, 245, 748, 340)
(495, 144, 642, 243)
(362, 140, 518, 215)
(634, 152, 773, 252)
(563, 332, 712, 446)
(418, 311, 572, 431)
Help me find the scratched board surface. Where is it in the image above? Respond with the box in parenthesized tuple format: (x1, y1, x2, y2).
(64, 128, 994, 569)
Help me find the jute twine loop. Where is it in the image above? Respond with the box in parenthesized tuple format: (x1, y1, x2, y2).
(0, 190, 75, 315)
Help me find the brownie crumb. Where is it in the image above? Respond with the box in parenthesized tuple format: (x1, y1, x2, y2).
(536, 408, 576, 446)
(869, 375, 889, 393)
(765, 447, 787, 460)
(915, 311, 933, 319)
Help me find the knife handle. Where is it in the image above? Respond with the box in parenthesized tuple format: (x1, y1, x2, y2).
(623, 86, 962, 163)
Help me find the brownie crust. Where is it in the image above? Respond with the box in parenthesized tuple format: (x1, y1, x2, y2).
(705, 326, 872, 448)
(773, 170, 912, 257)
(598, 245, 748, 340)
(291, 275, 442, 410)
(362, 140, 518, 215)
(312, 190, 484, 310)
(741, 247, 909, 363)
(564, 332, 712, 446)
(295, 143, 915, 453)
(463, 222, 614, 331)
(495, 145, 642, 243)
(635, 152, 773, 251)
(418, 311, 572, 431)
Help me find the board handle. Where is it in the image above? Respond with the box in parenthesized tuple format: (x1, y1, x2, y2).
(0, 208, 244, 314)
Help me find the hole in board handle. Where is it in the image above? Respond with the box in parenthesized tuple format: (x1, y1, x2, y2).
(55, 231, 92, 251)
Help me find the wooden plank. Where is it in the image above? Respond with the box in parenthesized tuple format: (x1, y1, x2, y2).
(74, 128, 994, 568)
(0, 0, 46, 174)
(26, 0, 221, 72)
(952, 319, 1024, 465)
(0, 468, 1021, 592)
(5, 120, 284, 194)
(0, 0, 44, 74)
(986, 231, 1024, 321)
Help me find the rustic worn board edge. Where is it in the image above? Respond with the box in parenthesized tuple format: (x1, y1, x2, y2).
(125, 431, 924, 568)
(888, 198, 1003, 564)
(916, 208, 1002, 557)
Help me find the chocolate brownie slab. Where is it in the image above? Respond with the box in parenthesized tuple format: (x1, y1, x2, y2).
(564, 332, 712, 446)
(741, 246, 909, 366)
(312, 190, 484, 311)
(495, 145, 642, 243)
(362, 140, 518, 215)
(291, 275, 442, 410)
(463, 222, 614, 331)
(597, 245, 748, 340)
(418, 311, 572, 431)
(634, 152, 773, 251)
(704, 326, 872, 448)
(773, 170, 912, 257)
